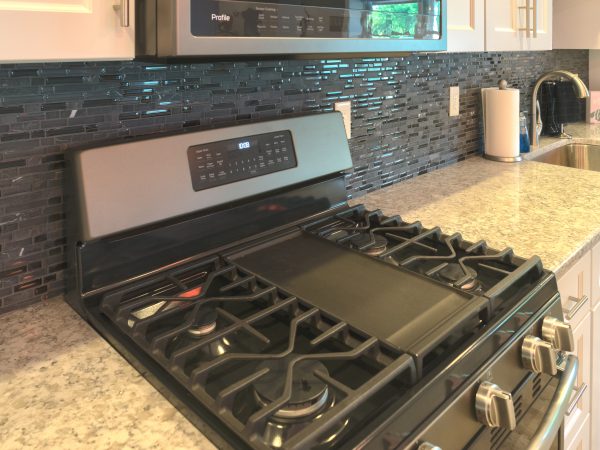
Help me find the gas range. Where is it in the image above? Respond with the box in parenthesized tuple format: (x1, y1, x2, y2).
(66, 113, 577, 450)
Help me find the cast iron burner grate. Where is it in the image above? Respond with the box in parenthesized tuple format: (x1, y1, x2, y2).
(305, 206, 545, 314)
(100, 256, 416, 450)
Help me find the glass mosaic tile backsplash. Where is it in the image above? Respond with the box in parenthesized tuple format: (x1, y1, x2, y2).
(0, 50, 589, 313)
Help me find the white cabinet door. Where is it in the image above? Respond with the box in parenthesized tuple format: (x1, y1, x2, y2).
(485, 0, 551, 51)
(485, 0, 527, 51)
(564, 311, 591, 443)
(559, 252, 592, 449)
(591, 241, 600, 308)
(447, 0, 485, 52)
(566, 414, 590, 450)
(591, 303, 600, 450)
(557, 251, 592, 329)
(0, 0, 135, 63)
(554, 0, 600, 49)
(527, 0, 552, 51)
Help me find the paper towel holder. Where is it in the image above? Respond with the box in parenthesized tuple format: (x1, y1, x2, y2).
(483, 80, 523, 163)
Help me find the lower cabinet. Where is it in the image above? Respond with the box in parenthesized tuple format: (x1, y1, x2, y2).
(557, 249, 593, 450)
(563, 311, 591, 447)
(566, 414, 590, 450)
(591, 303, 600, 450)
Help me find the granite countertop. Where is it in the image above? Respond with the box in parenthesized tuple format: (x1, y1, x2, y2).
(0, 298, 217, 450)
(3, 123, 600, 449)
(357, 123, 600, 278)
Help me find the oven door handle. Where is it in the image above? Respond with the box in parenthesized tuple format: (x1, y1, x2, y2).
(526, 354, 578, 450)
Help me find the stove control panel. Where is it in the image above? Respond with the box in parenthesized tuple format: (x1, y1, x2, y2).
(187, 130, 297, 191)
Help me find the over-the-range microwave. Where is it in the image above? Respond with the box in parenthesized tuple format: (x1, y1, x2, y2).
(136, 0, 447, 58)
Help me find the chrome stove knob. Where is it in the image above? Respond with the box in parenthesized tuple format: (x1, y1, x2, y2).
(522, 335, 558, 375)
(542, 316, 574, 352)
(475, 382, 517, 430)
(418, 442, 442, 450)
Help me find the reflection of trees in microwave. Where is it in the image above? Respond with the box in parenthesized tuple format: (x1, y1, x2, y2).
(369, 3, 419, 37)
(368, 1, 440, 38)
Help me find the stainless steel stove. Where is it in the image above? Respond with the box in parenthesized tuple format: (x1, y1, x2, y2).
(66, 113, 578, 450)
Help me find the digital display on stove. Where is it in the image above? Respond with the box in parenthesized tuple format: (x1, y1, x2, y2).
(187, 130, 297, 192)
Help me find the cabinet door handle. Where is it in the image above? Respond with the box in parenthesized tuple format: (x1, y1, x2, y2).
(566, 383, 588, 416)
(113, 0, 130, 28)
(532, 0, 538, 38)
(565, 295, 589, 321)
(525, 0, 531, 38)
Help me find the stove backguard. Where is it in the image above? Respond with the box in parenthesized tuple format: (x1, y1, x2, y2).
(67, 112, 351, 242)
(66, 113, 352, 299)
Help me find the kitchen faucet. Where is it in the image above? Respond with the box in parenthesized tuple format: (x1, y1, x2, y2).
(530, 70, 589, 148)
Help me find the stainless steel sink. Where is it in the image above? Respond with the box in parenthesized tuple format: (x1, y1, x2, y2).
(530, 144, 600, 171)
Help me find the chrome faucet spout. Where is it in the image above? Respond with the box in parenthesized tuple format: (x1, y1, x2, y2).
(530, 70, 589, 148)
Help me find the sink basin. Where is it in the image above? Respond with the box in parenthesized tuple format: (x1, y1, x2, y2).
(530, 143, 600, 171)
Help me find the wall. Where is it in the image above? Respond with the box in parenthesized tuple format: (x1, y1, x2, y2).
(0, 50, 589, 313)
(590, 50, 600, 91)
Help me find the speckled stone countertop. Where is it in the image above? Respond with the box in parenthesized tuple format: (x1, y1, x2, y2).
(356, 123, 600, 279)
(0, 298, 217, 450)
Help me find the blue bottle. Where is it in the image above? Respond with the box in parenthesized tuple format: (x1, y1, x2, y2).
(519, 112, 530, 153)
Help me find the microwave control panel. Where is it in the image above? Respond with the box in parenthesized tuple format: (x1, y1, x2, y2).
(189, 0, 438, 39)
(187, 130, 297, 192)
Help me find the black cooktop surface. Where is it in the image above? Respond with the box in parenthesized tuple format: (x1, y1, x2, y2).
(91, 206, 548, 450)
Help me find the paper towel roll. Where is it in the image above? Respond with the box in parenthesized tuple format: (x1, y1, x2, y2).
(482, 87, 520, 161)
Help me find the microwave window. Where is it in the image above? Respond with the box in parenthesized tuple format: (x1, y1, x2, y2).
(190, 0, 442, 40)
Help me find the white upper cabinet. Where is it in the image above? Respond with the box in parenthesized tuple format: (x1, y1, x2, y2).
(0, 0, 135, 63)
(554, 0, 600, 49)
(485, 0, 552, 51)
(447, 0, 485, 52)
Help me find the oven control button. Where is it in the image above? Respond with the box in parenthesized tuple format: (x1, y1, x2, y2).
(522, 335, 558, 375)
(542, 316, 575, 352)
(475, 382, 517, 430)
(418, 442, 442, 450)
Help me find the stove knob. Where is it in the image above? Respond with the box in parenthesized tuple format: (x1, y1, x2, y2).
(542, 316, 575, 352)
(418, 442, 442, 450)
(475, 382, 517, 430)
(522, 335, 558, 375)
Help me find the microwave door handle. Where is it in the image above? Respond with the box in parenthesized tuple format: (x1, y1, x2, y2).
(526, 354, 579, 450)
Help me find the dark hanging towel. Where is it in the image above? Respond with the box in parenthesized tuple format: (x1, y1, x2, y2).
(539, 81, 560, 136)
(556, 80, 586, 123)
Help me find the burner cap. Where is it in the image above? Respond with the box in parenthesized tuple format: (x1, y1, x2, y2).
(187, 321, 217, 337)
(350, 234, 388, 256)
(187, 307, 218, 337)
(253, 358, 330, 420)
(438, 263, 478, 289)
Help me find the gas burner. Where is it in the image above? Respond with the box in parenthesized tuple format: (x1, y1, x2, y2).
(250, 357, 349, 448)
(350, 233, 388, 256)
(253, 358, 330, 420)
(187, 321, 217, 337)
(437, 264, 479, 291)
(187, 307, 218, 337)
